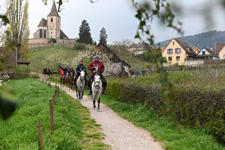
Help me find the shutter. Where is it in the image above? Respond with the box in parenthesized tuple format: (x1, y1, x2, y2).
(171, 48, 173, 54)
(167, 49, 169, 54)
(179, 48, 181, 53)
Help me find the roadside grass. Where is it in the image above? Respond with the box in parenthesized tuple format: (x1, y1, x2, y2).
(0, 78, 107, 150)
(84, 90, 225, 150)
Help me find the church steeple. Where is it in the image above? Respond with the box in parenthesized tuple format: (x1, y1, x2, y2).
(47, 1, 60, 18)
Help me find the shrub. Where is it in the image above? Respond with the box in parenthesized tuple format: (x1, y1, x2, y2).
(48, 38, 57, 43)
(15, 65, 31, 78)
(73, 43, 86, 50)
(106, 80, 225, 143)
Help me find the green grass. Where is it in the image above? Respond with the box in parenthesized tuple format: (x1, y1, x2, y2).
(89, 92, 225, 150)
(0, 79, 108, 150)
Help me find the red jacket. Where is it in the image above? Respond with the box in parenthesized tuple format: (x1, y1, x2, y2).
(88, 60, 105, 76)
(60, 70, 64, 75)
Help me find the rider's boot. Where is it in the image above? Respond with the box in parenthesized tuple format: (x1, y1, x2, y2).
(88, 89, 92, 95)
(103, 87, 106, 95)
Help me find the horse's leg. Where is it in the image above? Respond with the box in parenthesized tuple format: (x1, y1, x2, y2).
(98, 92, 101, 110)
(93, 92, 96, 108)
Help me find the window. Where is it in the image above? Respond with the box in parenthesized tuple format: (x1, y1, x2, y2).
(173, 41, 174, 45)
(51, 18, 53, 22)
(40, 29, 42, 38)
(203, 51, 205, 55)
(175, 48, 181, 54)
(168, 57, 172, 61)
(223, 54, 225, 59)
(176, 56, 180, 61)
(44, 30, 46, 38)
(167, 49, 173, 54)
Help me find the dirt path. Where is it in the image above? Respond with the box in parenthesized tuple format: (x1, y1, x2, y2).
(59, 85, 164, 150)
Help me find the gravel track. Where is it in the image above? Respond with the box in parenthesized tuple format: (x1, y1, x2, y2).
(59, 85, 164, 150)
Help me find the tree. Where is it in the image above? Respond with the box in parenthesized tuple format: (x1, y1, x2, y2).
(77, 20, 93, 45)
(4, 0, 30, 61)
(99, 27, 107, 45)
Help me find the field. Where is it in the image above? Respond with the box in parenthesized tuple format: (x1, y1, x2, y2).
(0, 78, 107, 150)
(30, 45, 148, 74)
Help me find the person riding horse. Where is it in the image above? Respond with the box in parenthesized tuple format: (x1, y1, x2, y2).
(68, 67, 75, 78)
(59, 66, 68, 82)
(74, 60, 87, 87)
(87, 55, 107, 95)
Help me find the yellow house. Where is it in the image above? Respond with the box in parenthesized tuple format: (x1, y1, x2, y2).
(216, 43, 225, 60)
(162, 38, 196, 66)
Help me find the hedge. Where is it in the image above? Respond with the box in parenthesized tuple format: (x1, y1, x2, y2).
(106, 80, 225, 143)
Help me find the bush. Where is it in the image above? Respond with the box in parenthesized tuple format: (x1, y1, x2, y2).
(48, 38, 57, 43)
(15, 65, 31, 78)
(106, 80, 225, 143)
(73, 43, 86, 50)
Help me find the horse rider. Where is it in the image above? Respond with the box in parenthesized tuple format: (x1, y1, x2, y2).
(68, 67, 75, 78)
(59, 66, 68, 81)
(74, 60, 87, 86)
(60, 68, 64, 79)
(87, 55, 107, 95)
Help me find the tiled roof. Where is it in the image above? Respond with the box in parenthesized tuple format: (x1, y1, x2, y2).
(38, 18, 47, 27)
(174, 38, 196, 55)
(96, 42, 131, 67)
(215, 43, 225, 54)
(202, 48, 218, 57)
(47, 1, 60, 18)
(60, 30, 69, 39)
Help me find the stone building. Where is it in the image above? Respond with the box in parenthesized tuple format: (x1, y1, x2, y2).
(29, 1, 76, 47)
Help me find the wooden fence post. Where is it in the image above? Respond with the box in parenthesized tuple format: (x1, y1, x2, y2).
(49, 98, 54, 134)
(36, 122, 45, 150)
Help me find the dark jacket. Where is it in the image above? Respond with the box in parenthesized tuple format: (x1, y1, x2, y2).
(88, 60, 105, 76)
(76, 64, 87, 75)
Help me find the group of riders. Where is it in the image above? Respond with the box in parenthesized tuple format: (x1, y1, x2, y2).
(59, 55, 107, 95)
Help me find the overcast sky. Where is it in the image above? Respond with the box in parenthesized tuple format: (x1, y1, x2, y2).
(1, 0, 225, 44)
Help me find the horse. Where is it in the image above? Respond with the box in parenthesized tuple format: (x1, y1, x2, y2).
(92, 73, 102, 109)
(68, 71, 75, 90)
(63, 72, 69, 87)
(76, 70, 86, 99)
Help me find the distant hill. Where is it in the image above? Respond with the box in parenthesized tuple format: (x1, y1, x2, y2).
(157, 30, 225, 49)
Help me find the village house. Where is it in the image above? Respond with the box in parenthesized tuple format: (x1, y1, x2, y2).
(162, 38, 196, 66)
(29, 1, 76, 47)
(215, 43, 225, 60)
(197, 48, 219, 60)
(93, 42, 131, 77)
(127, 42, 150, 55)
(192, 46, 200, 54)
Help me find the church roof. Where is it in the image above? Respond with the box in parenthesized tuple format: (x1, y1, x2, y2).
(37, 18, 47, 27)
(47, 1, 60, 18)
(60, 30, 69, 39)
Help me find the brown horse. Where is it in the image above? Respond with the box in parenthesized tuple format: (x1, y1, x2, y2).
(69, 71, 74, 90)
(63, 72, 69, 87)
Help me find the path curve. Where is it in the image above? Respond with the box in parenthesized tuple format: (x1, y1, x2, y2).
(60, 85, 164, 150)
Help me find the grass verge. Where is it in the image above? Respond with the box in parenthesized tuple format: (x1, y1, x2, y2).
(84, 90, 225, 150)
(0, 78, 107, 150)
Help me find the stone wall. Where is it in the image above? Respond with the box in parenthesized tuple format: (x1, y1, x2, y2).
(28, 38, 76, 48)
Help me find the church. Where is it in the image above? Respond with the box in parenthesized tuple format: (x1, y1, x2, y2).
(29, 1, 76, 47)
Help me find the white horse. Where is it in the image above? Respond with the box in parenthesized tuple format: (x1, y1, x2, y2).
(76, 71, 86, 99)
(92, 74, 102, 109)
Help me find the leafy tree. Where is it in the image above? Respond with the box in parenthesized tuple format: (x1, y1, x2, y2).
(77, 20, 93, 45)
(4, 0, 30, 61)
(99, 27, 107, 45)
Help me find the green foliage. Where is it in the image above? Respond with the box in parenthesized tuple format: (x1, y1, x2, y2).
(77, 20, 93, 45)
(0, 79, 106, 149)
(73, 43, 86, 50)
(106, 78, 225, 144)
(48, 38, 57, 43)
(99, 27, 107, 45)
(0, 15, 9, 25)
(15, 65, 31, 78)
(98, 92, 225, 150)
